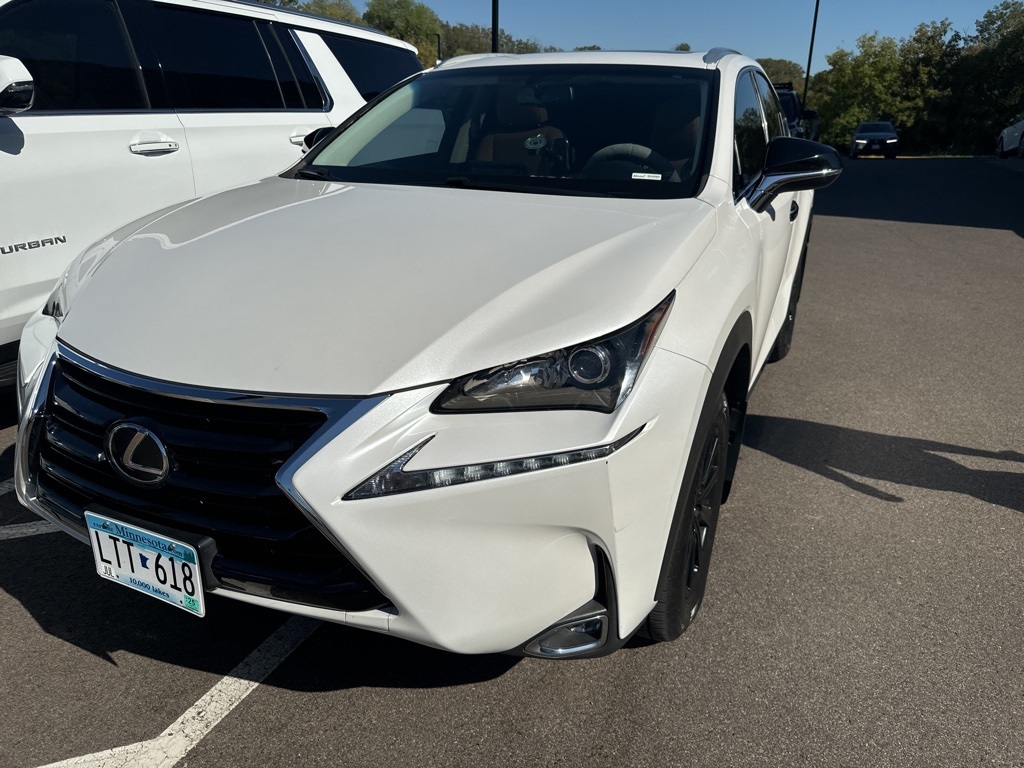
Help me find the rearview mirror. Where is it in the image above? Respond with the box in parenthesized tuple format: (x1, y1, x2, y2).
(0, 55, 34, 116)
(748, 137, 842, 214)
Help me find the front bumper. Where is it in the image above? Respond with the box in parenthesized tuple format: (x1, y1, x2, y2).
(16, 317, 710, 656)
(851, 140, 898, 155)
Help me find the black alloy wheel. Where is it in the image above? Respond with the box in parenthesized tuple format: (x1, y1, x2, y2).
(643, 392, 729, 642)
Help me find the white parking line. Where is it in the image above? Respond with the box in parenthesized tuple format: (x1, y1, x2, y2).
(0, 520, 59, 540)
(0, 478, 15, 497)
(38, 616, 321, 768)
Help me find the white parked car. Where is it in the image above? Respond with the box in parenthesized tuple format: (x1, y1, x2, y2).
(996, 110, 1024, 158)
(0, 0, 421, 387)
(15, 50, 840, 658)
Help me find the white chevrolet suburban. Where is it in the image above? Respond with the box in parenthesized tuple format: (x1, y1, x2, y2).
(0, 0, 421, 386)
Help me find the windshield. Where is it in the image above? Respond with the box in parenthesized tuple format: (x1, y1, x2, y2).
(857, 122, 895, 133)
(300, 65, 715, 199)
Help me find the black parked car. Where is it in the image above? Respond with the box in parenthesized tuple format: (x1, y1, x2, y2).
(850, 121, 899, 158)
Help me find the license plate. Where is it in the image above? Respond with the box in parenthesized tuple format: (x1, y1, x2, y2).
(85, 511, 206, 617)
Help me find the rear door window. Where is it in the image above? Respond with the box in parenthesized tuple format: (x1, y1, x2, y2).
(148, 4, 283, 110)
(0, 0, 146, 111)
(320, 33, 422, 101)
(267, 25, 326, 110)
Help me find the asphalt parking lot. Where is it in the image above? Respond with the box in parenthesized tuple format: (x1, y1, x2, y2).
(1, 156, 1022, 768)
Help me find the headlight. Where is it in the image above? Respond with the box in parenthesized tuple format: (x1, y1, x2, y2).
(886, 138, 898, 143)
(855, 139, 868, 144)
(432, 293, 673, 414)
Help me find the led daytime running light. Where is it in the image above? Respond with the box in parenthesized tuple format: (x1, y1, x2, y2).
(343, 426, 645, 500)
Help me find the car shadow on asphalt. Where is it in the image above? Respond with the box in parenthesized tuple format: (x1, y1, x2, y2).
(814, 158, 1024, 239)
(0, 530, 522, 685)
(743, 415, 1024, 514)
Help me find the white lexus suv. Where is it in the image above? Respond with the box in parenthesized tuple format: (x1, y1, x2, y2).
(15, 50, 840, 658)
(0, 0, 421, 387)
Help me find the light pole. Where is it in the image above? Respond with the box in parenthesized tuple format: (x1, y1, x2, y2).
(491, 0, 499, 53)
(802, 0, 820, 108)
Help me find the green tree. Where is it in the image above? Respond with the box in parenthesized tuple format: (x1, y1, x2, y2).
(253, 0, 302, 6)
(438, 22, 542, 58)
(757, 58, 804, 85)
(364, 0, 440, 67)
(807, 2, 1024, 153)
(302, 0, 362, 23)
(896, 20, 960, 151)
(573, 45, 602, 51)
(674, 42, 691, 52)
(500, 30, 541, 54)
(973, 0, 1024, 46)
(812, 33, 908, 148)
(951, 1, 1024, 151)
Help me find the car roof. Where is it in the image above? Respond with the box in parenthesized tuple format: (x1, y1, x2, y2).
(433, 50, 749, 72)
(41, 0, 420, 52)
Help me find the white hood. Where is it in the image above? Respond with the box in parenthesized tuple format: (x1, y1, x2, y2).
(58, 176, 716, 395)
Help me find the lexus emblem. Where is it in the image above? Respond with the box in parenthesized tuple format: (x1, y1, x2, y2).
(105, 423, 170, 486)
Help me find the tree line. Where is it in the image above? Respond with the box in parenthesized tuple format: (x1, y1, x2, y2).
(815, 0, 1023, 153)
(763, 1, 1023, 153)
(261, 0, 1022, 154)
(257, 0, 687, 67)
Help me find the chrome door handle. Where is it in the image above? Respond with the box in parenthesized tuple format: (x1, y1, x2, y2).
(129, 141, 179, 155)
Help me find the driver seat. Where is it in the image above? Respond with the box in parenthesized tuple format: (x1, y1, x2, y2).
(650, 96, 702, 177)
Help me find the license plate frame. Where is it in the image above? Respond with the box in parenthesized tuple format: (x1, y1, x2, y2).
(84, 509, 215, 617)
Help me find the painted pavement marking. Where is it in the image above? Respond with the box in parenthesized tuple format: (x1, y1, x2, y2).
(38, 616, 321, 768)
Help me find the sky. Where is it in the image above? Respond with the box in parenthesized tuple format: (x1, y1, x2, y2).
(375, 0, 1003, 74)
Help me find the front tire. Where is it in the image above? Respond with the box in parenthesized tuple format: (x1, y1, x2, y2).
(997, 137, 1006, 158)
(643, 391, 729, 642)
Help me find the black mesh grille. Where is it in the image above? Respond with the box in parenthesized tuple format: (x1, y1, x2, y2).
(33, 356, 388, 612)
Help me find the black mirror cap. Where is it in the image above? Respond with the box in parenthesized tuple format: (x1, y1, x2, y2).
(303, 126, 334, 151)
(0, 80, 34, 116)
(800, 108, 818, 120)
(763, 136, 842, 186)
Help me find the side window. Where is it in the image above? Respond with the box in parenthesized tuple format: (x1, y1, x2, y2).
(321, 33, 422, 101)
(274, 26, 326, 110)
(0, 0, 146, 111)
(148, 5, 283, 110)
(734, 71, 767, 194)
(753, 73, 787, 139)
(257, 23, 304, 110)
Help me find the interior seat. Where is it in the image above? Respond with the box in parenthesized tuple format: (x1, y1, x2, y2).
(476, 88, 566, 175)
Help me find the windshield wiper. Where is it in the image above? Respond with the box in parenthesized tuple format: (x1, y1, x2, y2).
(294, 167, 338, 181)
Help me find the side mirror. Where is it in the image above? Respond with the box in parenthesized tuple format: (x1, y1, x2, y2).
(748, 136, 842, 214)
(302, 126, 334, 154)
(0, 55, 34, 116)
(800, 108, 818, 120)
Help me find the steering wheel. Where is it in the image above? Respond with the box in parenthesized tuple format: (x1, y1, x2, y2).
(580, 143, 677, 181)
